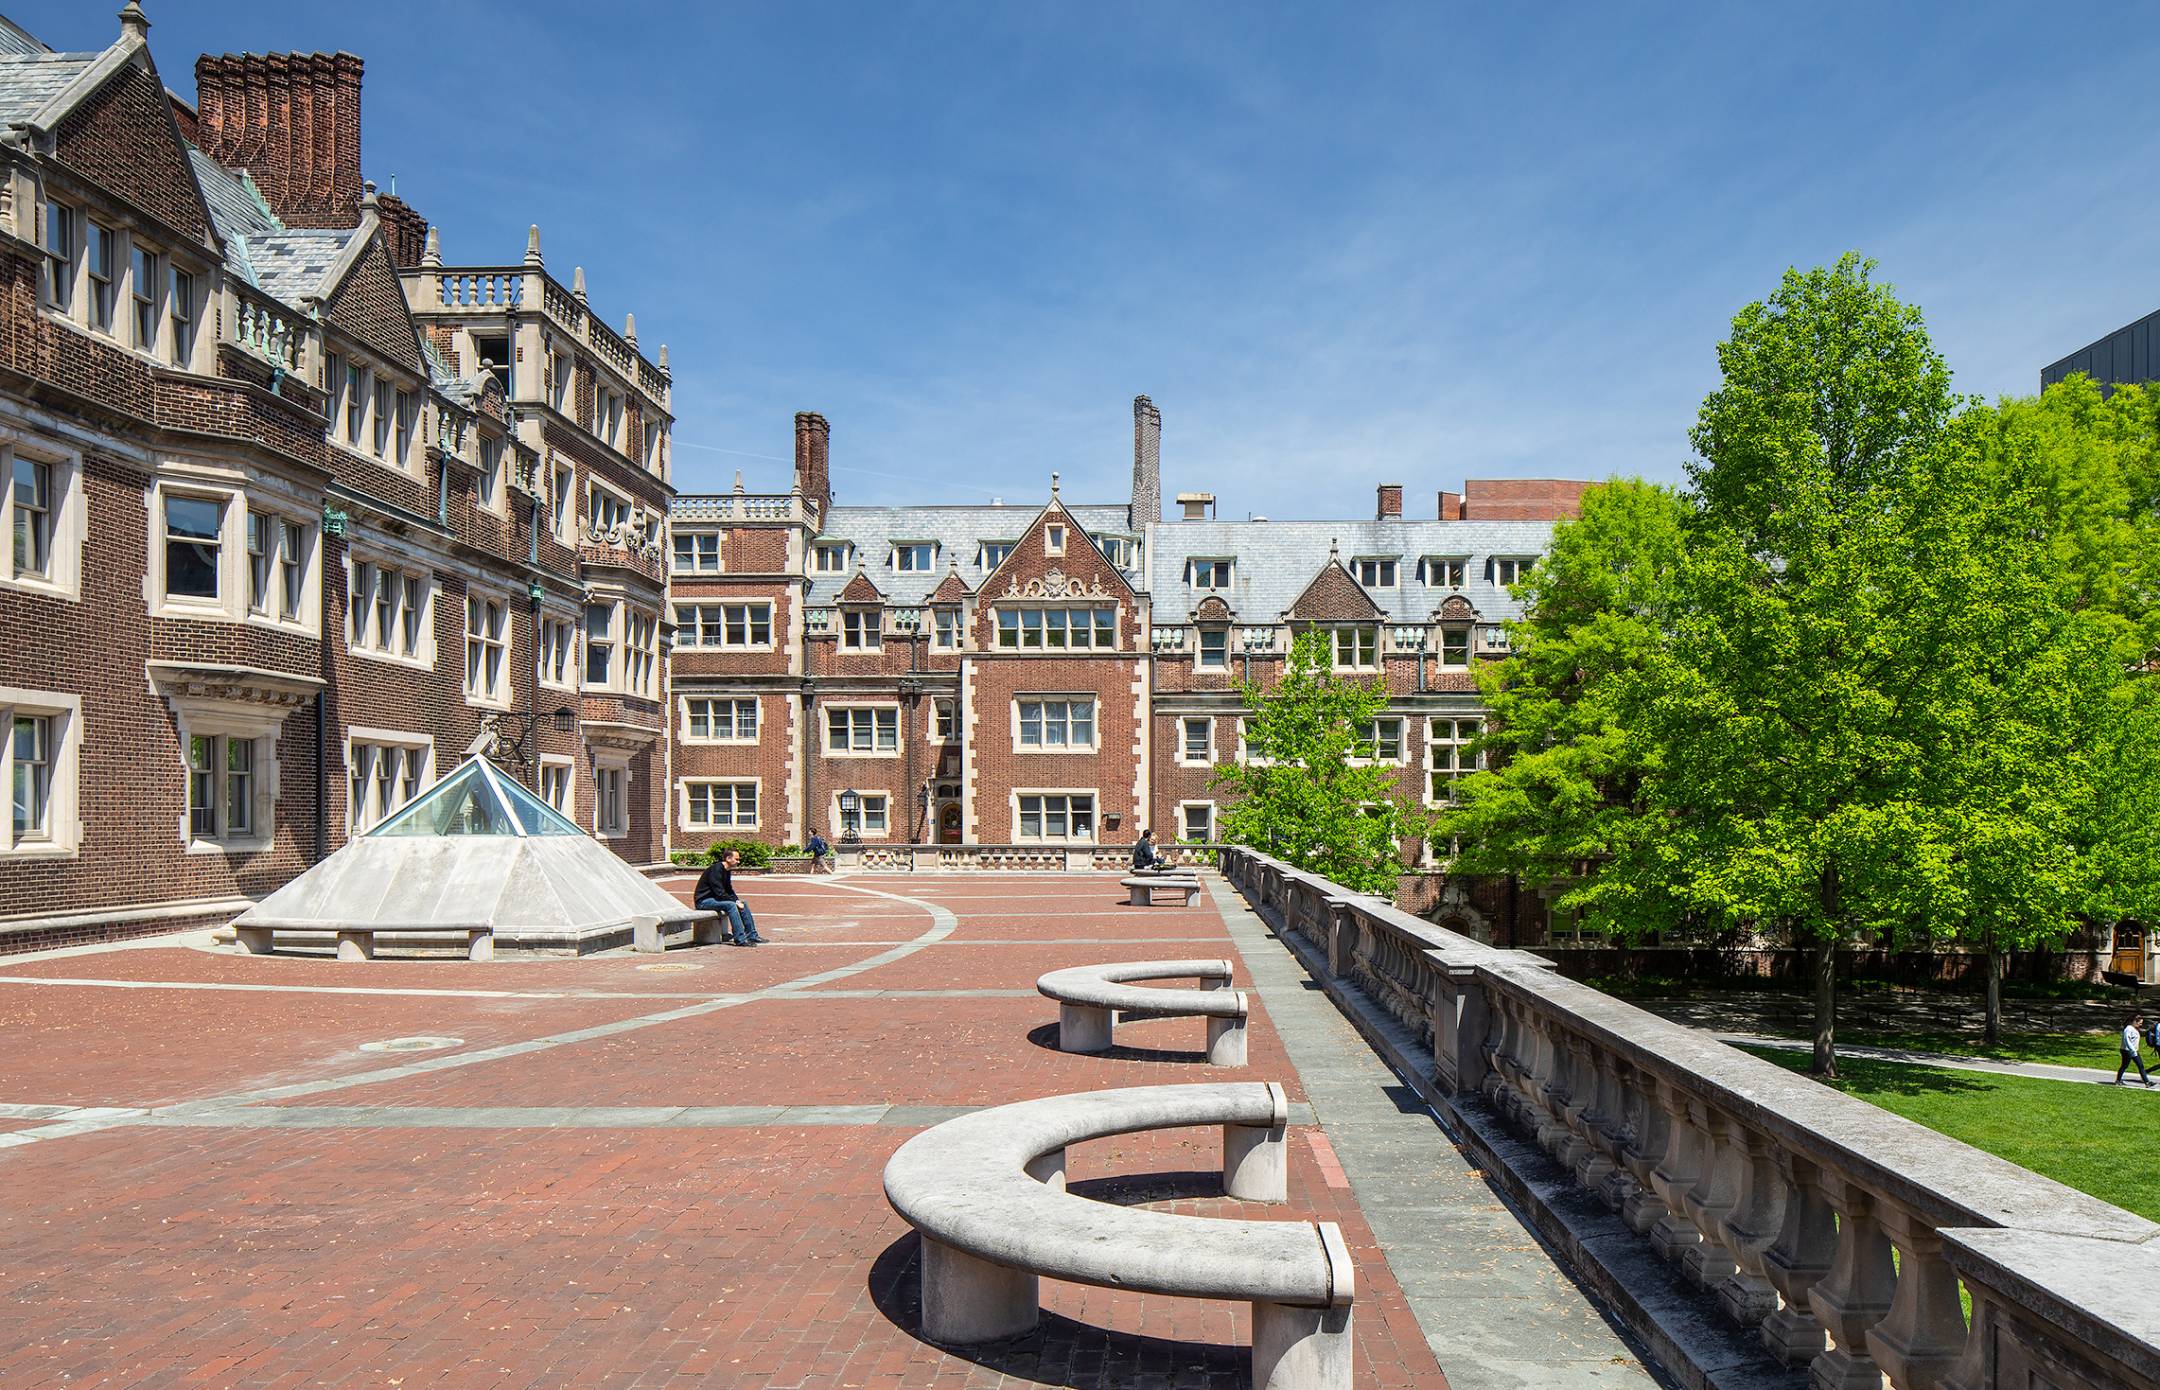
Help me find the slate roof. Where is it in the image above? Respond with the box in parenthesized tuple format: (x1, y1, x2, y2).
(1148, 518, 1554, 624)
(0, 51, 96, 124)
(188, 148, 281, 284)
(804, 502, 1138, 607)
(248, 227, 357, 305)
(0, 17, 54, 57)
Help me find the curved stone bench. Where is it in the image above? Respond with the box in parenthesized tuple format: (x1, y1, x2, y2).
(1037, 959, 1248, 1065)
(1123, 874, 1200, 906)
(883, 1082, 1354, 1389)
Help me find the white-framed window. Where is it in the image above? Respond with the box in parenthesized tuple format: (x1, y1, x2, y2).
(476, 435, 504, 512)
(893, 541, 936, 572)
(826, 705, 899, 754)
(244, 510, 313, 625)
(594, 761, 629, 838)
(168, 266, 198, 367)
(1016, 791, 1094, 842)
(1357, 717, 1405, 764)
(322, 351, 342, 424)
(372, 378, 395, 458)
(673, 529, 721, 573)
(1492, 557, 1534, 586)
(549, 462, 574, 543)
(131, 243, 159, 351)
(1196, 627, 1228, 670)
(933, 698, 956, 741)
(538, 614, 577, 688)
(345, 732, 431, 834)
(995, 606, 1117, 650)
(0, 689, 80, 856)
(595, 385, 623, 450)
(840, 608, 882, 651)
(624, 607, 658, 698)
(932, 607, 962, 649)
(43, 200, 77, 309)
(86, 220, 116, 333)
(1427, 716, 1484, 805)
(1421, 557, 1467, 588)
(1180, 801, 1215, 843)
(1439, 624, 1471, 668)
(683, 779, 758, 831)
(1016, 697, 1095, 751)
(1188, 558, 1232, 589)
(979, 541, 1012, 572)
(344, 363, 367, 445)
(347, 558, 431, 665)
(585, 601, 616, 687)
(1095, 534, 1136, 568)
(685, 696, 759, 742)
(464, 591, 509, 706)
(811, 541, 850, 574)
(1331, 626, 1379, 671)
(588, 481, 631, 535)
(1178, 716, 1212, 765)
(1353, 557, 1398, 588)
(1045, 523, 1066, 556)
(160, 490, 226, 607)
(550, 350, 574, 413)
(539, 756, 574, 819)
(184, 731, 265, 847)
(644, 420, 666, 475)
(674, 601, 773, 649)
(836, 790, 891, 838)
(2, 439, 83, 599)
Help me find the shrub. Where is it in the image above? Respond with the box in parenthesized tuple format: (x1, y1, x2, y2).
(706, 839, 772, 868)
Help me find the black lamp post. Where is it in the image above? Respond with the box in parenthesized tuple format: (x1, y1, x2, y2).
(839, 787, 860, 843)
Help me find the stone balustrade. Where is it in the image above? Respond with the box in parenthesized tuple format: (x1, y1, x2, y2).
(832, 843, 1220, 874)
(1218, 845, 2160, 1390)
(231, 289, 308, 373)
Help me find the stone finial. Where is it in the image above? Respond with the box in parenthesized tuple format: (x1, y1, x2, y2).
(118, 1, 149, 40)
(421, 225, 441, 267)
(659, 344, 670, 370)
(1329, 537, 1340, 560)
(359, 179, 379, 212)
(524, 224, 543, 267)
(623, 311, 636, 346)
(572, 266, 587, 304)
(733, 469, 745, 494)
(1051, 471, 1061, 498)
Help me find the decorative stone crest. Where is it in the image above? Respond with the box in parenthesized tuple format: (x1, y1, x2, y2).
(1006, 569, 1108, 600)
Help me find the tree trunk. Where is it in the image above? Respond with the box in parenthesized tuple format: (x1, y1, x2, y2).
(1811, 937, 1837, 1078)
(1984, 947, 2003, 1047)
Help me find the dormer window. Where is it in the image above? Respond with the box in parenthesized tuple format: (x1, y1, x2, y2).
(1493, 557, 1534, 586)
(1421, 557, 1467, 588)
(1353, 557, 1398, 588)
(894, 542, 935, 572)
(812, 542, 850, 574)
(1045, 524, 1066, 556)
(1095, 534, 1136, 568)
(980, 542, 1013, 571)
(1188, 559, 1232, 589)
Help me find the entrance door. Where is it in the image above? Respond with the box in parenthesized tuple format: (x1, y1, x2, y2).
(938, 803, 962, 844)
(2114, 923, 2147, 980)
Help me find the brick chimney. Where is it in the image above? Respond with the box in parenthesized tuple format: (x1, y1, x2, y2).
(1376, 483, 1403, 520)
(794, 412, 831, 518)
(1438, 489, 1463, 521)
(193, 51, 366, 229)
(1131, 394, 1162, 528)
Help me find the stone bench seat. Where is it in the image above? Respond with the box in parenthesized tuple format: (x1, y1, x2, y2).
(882, 1081, 1353, 1388)
(1122, 874, 1200, 906)
(234, 919, 494, 962)
(1037, 958, 1249, 1065)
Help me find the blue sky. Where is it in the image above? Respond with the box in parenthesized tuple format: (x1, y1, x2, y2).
(15, 2, 2152, 516)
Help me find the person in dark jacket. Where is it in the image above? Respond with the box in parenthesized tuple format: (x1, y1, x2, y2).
(807, 830, 835, 874)
(1131, 829, 1161, 874)
(694, 849, 764, 946)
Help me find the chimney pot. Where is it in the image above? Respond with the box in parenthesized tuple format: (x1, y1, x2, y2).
(794, 412, 832, 518)
(1377, 483, 1403, 520)
(192, 49, 365, 228)
(1131, 393, 1162, 527)
(1174, 491, 1215, 521)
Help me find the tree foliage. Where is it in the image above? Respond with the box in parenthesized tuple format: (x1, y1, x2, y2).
(1215, 629, 1422, 895)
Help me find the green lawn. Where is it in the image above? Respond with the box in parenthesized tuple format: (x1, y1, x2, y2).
(1740, 1047, 2160, 1222)
(1824, 1028, 2122, 1071)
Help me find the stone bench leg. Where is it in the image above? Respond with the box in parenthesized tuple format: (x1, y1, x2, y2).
(919, 1236, 1038, 1344)
(693, 915, 727, 947)
(1024, 1147, 1066, 1192)
(1251, 1301, 1353, 1390)
(1128, 885, 1150, 906)
(632, 915, 665, 954)
(1058, 1003, 1112, 1053)
(1223, 1116, 1287, 1201)
(335, 931, 374, 962)
(467, 931, 494, 963)
(1207, 1013, 1248, 1067)
(235, 927, 273, 955)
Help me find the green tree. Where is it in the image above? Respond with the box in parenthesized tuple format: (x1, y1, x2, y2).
(1439, 479, 1688, 906)
(1215, 628, 1421, 895)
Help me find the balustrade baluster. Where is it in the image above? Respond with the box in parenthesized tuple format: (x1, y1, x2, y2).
(1806, 1178, 1897, 1390)
(1759, 1152, 1835, 1365)
(1865, 1209, 1969, 1390)
(1680, 1104, 1743, 1288)
(1713, 1124, 1787, 1326)
(1649, 1094, 1704, 1260)
(1619, 1074, 1670, 1234)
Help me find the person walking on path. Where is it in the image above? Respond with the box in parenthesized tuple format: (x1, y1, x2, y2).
(694, 849, 765, 946)
(2118, 1014, 2154, 1087)
(807, 829, 835, 875)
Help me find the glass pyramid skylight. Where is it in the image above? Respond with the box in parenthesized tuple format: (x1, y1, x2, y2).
(367, 756, 584, 838)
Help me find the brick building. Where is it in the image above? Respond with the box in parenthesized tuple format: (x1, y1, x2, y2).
(668, 397, 1589, 937)
(0, 6, 673, 951)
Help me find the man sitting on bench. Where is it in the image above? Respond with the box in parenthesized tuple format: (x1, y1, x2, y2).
(1131, 829, 1163, 875)
(695, 849, 766, 946)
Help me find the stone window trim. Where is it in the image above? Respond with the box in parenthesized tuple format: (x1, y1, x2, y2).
(891, 540, 938, 573)
(1187, 558, 1233, 590)
(1011, 788, 1097, 844)
(342, 727, 435, 835)
(1420, 556, 1469, 589)
(548, 460, 576, 545)
(673, 600, 775, 651)
(345, 550, 436, 671)
(680, 777, 759, 832)
(474, 434, 509, 518)
(1327, 624, 1382, 673)
(241, 506, 321, 638)
(930, 606, 963, 650)
(150, 478, 319, 634)
(932, 697, 957, 743)
(0, 686, 82, 859)
(538, 753, 576, 822)
(324, 346, 423, 479)
(1425, 714, 1486, 808)
(1012, 695, 1098, 754)
(154, 674, 312, 856)
(537, 611, 579, 691)
(1351, 715, 1408, 767)
(1195, 625, 1230, 670)
(462, 585, 515, 710)
(1178, 799, 1217, 844)
(824, 703, 902, 759)
(1177, 715, 1214, 767)
(671, 528, 723, 575)
(681, 695, 760, 744)
(1044, 523, 1066, 557)
(39, 206, 212, 371)
(992, 603, 1121, 652)
(829, 788, 892, 839)
(0, 432, 85, 602)
(1352, 556, 1400, 589)
(592, 755, 633, 841)
(839, 607, 883, 651)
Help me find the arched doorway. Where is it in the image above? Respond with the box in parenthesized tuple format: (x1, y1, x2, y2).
(938, 803, 962, 844)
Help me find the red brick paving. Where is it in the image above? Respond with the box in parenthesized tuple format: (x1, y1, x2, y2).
(0, 872, 1447, 1388)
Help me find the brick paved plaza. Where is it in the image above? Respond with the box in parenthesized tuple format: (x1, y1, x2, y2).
(0, 871, 1590, 1390)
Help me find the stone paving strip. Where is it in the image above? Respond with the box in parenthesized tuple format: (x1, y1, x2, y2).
(0, 975, 1041, 1002)
(119, 1100, 1324, 1130)
(1203, 875, 1662, 1390)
